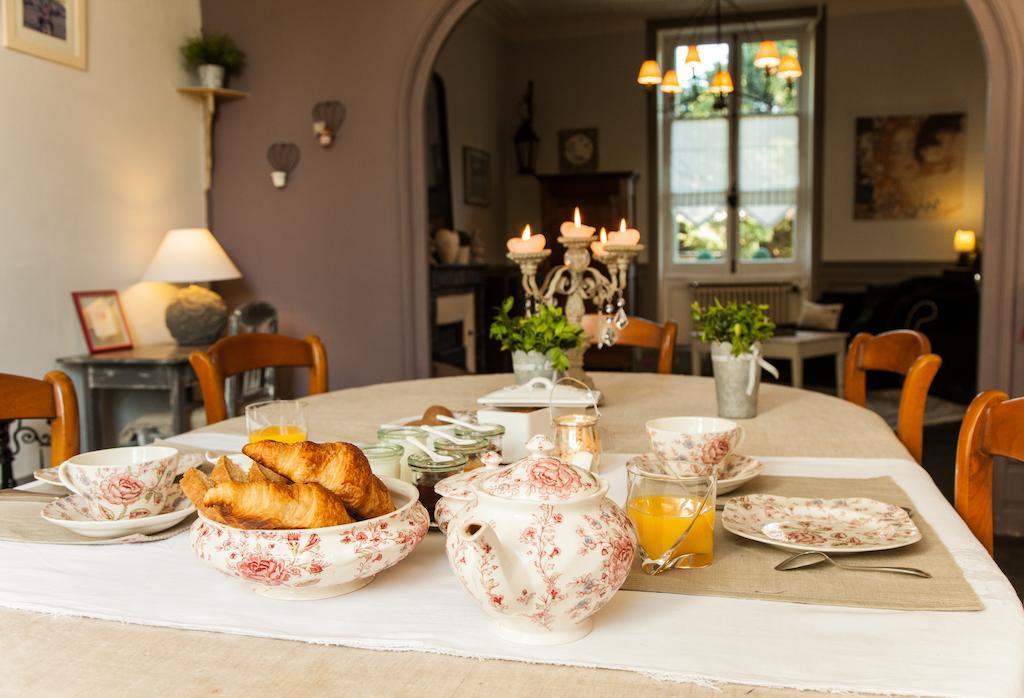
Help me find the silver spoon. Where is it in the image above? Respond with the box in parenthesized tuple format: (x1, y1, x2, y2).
(775, 551, 931, 578)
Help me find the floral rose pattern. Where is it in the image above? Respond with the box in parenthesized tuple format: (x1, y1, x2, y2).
(722, 495, 921, 551)
(100, 474, 144, 506)
(699, 436, 731, 466)
(646, 426, 741, 475)
(63, 455, 178, 520)
(482, 457, 596, 501)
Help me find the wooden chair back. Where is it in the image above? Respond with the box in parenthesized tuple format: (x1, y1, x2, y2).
(580, 315, 678, 375)
(190, 333, 328, 425)
(955, 390, 1024, 555)
(843, 330, 941, 463)
(0, 371, 80, 468)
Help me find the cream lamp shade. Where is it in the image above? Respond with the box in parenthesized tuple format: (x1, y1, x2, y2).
(710, 69, 734, 95)
(636, 60, 662, 85)
(684, 44, 701, 68)
(777, 53, 803, 80)
(753, 40, 781, 69)
(143, 228, 241, 283)
(953, 229, 977, 253)
(660, 69, 682, 94)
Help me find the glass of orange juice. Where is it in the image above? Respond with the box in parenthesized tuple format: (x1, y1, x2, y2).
(626, 460, 716, 570)
(245, 400, 308, 444)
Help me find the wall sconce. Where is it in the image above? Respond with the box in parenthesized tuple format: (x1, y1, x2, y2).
(267, 142, 300, 188)
(513, 81, 539, 175)
(312, 100, 346, 147)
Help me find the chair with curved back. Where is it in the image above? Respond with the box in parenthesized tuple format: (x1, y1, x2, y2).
(225, 302, 279, 418)
(955, 390, 1024, 555)
(580, 315, 678, 375)
(0, 371, 80, 487)
(843, 329, 942, 463)
(190, 333, 328, 425)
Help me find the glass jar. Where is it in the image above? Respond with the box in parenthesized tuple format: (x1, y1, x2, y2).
(377, 426, 427, 483)
(407, 452, 467, 524)
(432, 435, 491, 472)
(355, 442, 403, 479)
(453, 424, 506, 461)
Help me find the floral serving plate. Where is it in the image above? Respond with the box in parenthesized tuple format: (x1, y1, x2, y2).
(721, 494, 922, 553)
(41, 489, 196, 539)
(626, 453, 762, 495)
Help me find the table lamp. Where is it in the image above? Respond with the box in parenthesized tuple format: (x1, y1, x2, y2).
(142, 228, 242, 345)
(953, 229, 978, 267)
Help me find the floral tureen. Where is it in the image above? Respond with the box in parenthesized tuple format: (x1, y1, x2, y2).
(444, 436, 636, 644)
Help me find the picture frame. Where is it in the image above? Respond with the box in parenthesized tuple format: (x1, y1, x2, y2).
(463, 146, 491, 207)
(71, 290, 132, 354)
(2, 0, 87, 70)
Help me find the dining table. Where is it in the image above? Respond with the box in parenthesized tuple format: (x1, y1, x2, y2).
(1, 373, 1022, 697)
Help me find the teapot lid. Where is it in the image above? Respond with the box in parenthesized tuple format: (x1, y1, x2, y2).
(435, 451, 503, 499)
(479, 436, 599, 502)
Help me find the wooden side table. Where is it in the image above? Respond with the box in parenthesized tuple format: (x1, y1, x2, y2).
(691, 330, 850, 396)
(58, 344, 203, 450)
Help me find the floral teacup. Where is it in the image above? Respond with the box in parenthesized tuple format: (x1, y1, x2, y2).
(58, 446, 180, 520)
(645, 417, 744, 476)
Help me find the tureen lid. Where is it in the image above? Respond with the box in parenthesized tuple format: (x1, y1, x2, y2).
(479, 435, 599, 502)
(434, 451, 503, 499)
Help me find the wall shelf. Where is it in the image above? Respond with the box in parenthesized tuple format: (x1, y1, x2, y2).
(177, 87, 248, 190)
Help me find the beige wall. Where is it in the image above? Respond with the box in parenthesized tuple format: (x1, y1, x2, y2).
(822, 4, 986, 262)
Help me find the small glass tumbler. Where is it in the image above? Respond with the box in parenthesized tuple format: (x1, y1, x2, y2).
(377, 426, 427, 483)
(626, 461, 717, 570)
(245, 400, 308, 444)
(407, 452, 467, 524)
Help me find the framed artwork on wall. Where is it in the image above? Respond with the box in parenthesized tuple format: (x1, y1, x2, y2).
(2, 0, 87, 70)
(463, 146, 490, 207)
(853, 113, 966, 220)
(558, 128, 598, 173)
(71, 290, 132, 353)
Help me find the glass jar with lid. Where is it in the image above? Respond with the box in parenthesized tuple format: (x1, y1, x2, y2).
(453, 424, 506, 462)
(377, 426, 427, 483)
(355, 442, 403, 480)
(407, 452, 467, 524)
(432, 435, 492, 472)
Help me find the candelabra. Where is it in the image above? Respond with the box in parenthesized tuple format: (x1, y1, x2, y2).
(507, 235, 643, 386)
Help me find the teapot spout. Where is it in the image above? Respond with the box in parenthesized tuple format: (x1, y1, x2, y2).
(456, 520, 530, 606)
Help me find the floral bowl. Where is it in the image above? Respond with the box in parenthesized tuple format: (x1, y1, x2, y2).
(189, 477, 429, 600)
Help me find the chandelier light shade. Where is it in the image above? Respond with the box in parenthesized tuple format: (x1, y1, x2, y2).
(953, 229, 977, 253)
(637, 59, 663, 85)
(709, 69, 735, 95)
(777, 53, 803, 80)
(753, 40, 781, 69)
(684, 44, 702, 67)
(661, 69, 682, 94)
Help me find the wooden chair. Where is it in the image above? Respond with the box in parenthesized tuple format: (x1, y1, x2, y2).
(580, 315, 678, 375)
(955, 390, 1024, 555)
(190, 333, 328, 425)
(0, 371, 80, 485)
(843, 330, 941, 463)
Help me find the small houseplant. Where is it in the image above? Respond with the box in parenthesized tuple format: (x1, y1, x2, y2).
(691, 300, 776, 418)
(180, 33, 247, 88)
(490, 297, 585, 384)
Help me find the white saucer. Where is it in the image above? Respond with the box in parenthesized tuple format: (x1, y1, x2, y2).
(41, 492, 196, 539)
(33, 468, 62, 485)
(626, 453, 763, 495)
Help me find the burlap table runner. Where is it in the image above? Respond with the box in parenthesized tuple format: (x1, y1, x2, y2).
(0, 498, 193, 544)
(622, 475, 983, 612)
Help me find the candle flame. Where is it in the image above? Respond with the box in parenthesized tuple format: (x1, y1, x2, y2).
(619, 218, 628, 232)
(600, 227, 607, 243)
(573, 207, 581, 227)
(522, 224, 531, 240)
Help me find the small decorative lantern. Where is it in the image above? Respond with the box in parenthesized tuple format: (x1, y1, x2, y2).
(548, 377, 602, 472)
(312, 100, 346, 148)
(266, 142, 300, 189)
(513, 82, 539, 175)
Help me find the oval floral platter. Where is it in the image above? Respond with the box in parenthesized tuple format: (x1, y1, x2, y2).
(721, 495, 922, 553)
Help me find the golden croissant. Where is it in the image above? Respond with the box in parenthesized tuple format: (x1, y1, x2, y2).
(203, 480, 354, 529)
(180, 468, 226, 524)
(243, 440, 395, 520)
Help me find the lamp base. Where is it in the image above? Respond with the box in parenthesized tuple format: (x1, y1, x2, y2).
(165, 284, 228, 346)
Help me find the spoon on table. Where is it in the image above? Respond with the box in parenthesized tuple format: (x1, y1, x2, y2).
(436, 415, 492, 433)
(420, 424, 477, 446)
(405, 436, 455, 462)
(775, 551, 931, 578)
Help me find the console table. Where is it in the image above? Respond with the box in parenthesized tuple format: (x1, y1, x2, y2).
(58, 344, 203, 450)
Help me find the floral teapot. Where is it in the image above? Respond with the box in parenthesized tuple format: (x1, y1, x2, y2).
(445, 435, 636, 645)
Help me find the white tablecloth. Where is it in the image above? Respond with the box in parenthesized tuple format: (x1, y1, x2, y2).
(4, 438, 1023, 697)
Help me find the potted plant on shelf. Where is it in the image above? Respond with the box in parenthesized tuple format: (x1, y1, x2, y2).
(691, 300, 778, 419)
(489, 297, 585, 384)
(180, 33, 247, 89)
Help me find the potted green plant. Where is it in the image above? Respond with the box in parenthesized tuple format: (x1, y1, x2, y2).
(489, 298, 585, 384)
(691, 300, 777, 418)
(180, 33, 247, 89)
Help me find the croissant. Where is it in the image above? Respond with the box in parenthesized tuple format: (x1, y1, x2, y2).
(203, 480, 354, 529)
(243, 440, 395, 520)
(180, 468, 227, 524)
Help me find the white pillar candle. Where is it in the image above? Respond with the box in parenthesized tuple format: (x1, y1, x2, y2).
(607, 218, 640, 245)
(559, 207, 596, 239)
(507, 224, 546, 253)
(590, 227, 608, 257)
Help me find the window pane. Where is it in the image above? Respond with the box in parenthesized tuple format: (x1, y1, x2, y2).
(738, 114, 798, 260)
(671, 42, 729, 119)
(670, 117, 729, 262)
(740, 39, 799, 115)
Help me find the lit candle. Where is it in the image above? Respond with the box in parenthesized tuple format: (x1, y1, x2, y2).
(559, 207, 596, 239)
(591, 227, 608, 257)
(507, 224, 546, 254)
(607, 218, 640, 246)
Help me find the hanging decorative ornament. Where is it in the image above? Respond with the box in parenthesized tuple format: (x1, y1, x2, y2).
(312, 100, 346, 148)
(614, 297, 629, 330)
(266, 142, 300, 189)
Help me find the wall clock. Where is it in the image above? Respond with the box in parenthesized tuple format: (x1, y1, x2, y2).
(558, 128, 598, 173)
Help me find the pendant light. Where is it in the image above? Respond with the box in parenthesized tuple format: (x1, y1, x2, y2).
(684, 44, 702, 71)
(753, 40, 781, 69)
(636, 60, 663, 86)
(709, 69, 734, 95)
(777, 53, 803, 80)
(661, 69, 682, 94)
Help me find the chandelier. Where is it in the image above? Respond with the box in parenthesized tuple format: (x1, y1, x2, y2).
(636, 0, 802, 110)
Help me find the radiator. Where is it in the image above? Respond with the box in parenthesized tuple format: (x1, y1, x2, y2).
(690, 282, 800, 324)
